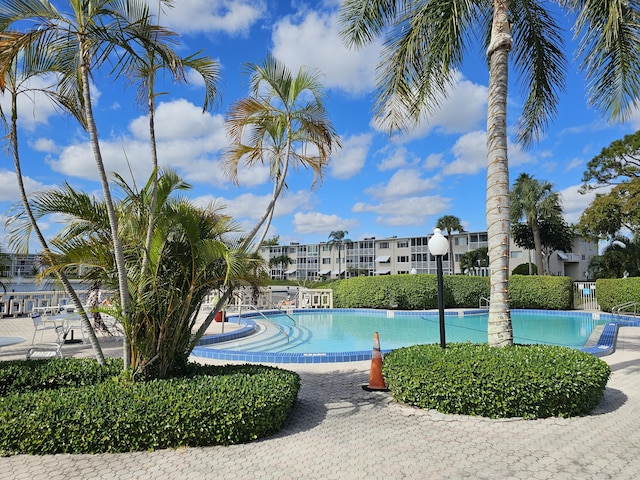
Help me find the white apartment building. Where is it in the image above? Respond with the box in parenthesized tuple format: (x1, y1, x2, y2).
(259, 231, 597, 282)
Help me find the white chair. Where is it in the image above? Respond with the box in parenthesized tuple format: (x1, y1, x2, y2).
(30, 314, 59, 344)
(26, 325, 65, 359)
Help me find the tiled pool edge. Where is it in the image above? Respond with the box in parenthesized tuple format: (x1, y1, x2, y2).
(190, 309, 640, 363)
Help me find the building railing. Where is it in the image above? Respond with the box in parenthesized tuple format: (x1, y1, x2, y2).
(0, 290, 89, 318)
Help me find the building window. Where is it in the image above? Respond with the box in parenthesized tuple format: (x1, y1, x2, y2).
(322, 258, 331, 264)
(511, 251, 522, 258)
(397, 240, 409, 248)
(378, 241, 389, 249)
(397, 255, 409, 263)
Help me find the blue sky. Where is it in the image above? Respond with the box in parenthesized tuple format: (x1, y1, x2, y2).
(1, 0, 638, 252)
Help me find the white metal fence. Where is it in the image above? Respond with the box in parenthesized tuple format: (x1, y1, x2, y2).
(574, 282, 599, 311)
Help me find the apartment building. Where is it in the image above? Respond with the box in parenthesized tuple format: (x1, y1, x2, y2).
(259, 231, 597, 282)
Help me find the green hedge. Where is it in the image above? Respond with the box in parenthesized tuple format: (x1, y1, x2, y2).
(332, 274, 573, 310)
(508, 275, 574, 309)
(382, 343, 610, 419)
(0, 360, 300, 455)
(596, 277, 640, 312)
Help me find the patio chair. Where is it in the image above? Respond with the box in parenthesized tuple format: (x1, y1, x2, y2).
(30, 313, 59, 344)
(26, 325, 65, 359)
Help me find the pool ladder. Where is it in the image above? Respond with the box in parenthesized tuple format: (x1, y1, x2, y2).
(612, 301, 639, 319)
(234, 303, 293, 344)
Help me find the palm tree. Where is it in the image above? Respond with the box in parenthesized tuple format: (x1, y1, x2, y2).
(16, 170, 257, 378)
(328, 230, 352, 279)
(125, 4, 221, 276)
(510, 173, 562, 276)
(1, 41, 105, 363)
(339, 0, 640, 346)
(436, 215, 464, 275)
(223, 55, 342, 251)
(0, 0, 191, 369)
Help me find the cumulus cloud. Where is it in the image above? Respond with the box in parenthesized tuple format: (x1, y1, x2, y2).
(160, 0, 267, 36)
(0, 76, 62, 132)
(293, 211, 358, 235)
(47, 99, 231, 188)
(376, 145, 419, 171)
(372, 72, 488, 139)
(0, 169, 52, 202)
(353, 195, 451, 227)
(271, 9, 380, 95)
(442, 131, 535, 175)
(365, 169, 437, 200)
(330, 133, 372, 179)
(558, 184, 612, 225)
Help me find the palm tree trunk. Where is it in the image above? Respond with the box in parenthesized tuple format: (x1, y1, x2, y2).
(79, 43, 132, 368)
(531, 222, 544, 275)
(486, 0, 513, 347)
(242, 140, 291, 251)
(9, 89, 106, 365)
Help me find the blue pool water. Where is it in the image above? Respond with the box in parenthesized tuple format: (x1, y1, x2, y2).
(193, 309, 608, 363)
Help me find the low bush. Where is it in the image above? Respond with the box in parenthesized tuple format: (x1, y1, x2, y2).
(596, 277, 640, 312)
(507, 275, 573, 309)
(332, 274, 573, 310)
(382, 343, 610, 419)
(0, 361, 300, 455)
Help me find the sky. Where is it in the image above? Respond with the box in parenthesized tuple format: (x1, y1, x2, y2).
(1, 0, 639, 253)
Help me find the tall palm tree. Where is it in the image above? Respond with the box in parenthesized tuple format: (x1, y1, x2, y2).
(1, 42, 105, 363)
(339, 0, 640, 346)
(125, 3, 221, 276)
(0, 0, 187, 369)
(510, 173, 562, 276)
(436, 215, 464, 275)
(223, 55, 342, 251)
(328, 230, 352, 279)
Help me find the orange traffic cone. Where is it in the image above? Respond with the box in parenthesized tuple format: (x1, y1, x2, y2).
(362, 332, 389, 391)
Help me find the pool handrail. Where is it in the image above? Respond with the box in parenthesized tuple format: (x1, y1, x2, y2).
(234, 303, 290, 344)
(613, 301, 639, 317)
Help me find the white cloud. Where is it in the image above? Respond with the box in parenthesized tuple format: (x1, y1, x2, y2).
(271, 9, 380, 95)
(160, 0, 267, 36)
(330, 133, 372, 179)
(372, 72, 488, 139)
(352, 195, 451, 227)
(442, 131, 535, 176)
(0, 76, 60, 132)
(365, 169, 437, 200)
(558, 184, 612, 225)
(0, 169, 51, 202)
(377, 146, 418, 171)
(47, 99, 231, 188)
(293, 211, 358, 235)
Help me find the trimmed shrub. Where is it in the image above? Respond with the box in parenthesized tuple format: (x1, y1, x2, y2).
(596, 277, 640, 312)
(508, 275, 574, 309)
(512, 263, 537, 275)
(382, 343, 610, 419)
(0, 361, 300, 455)
(332, 274, 573, 310)
(0, 358, 122, 396)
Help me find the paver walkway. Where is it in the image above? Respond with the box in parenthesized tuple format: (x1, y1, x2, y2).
(1, 316, 639, 479)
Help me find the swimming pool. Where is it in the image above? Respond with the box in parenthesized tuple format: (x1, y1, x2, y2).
(192, 309, 615, 363)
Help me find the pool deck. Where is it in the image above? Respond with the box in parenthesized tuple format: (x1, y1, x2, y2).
(2, 313, 640, 479)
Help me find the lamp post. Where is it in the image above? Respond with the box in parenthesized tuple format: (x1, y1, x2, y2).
(428, 228, 449, 349)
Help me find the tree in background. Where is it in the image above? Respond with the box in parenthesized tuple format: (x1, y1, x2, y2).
(269, 254, 293, 280)
(579, 131, 640, 240)
(511, 216, 574, 275)
(587, 237, 640, 279)
(436, 215, 464, 275)
(511, 173, 563, 275)
(459, 247, 489, 276)
(339, 0, 640, 348)
(328, 230, 351, 279)
(224, 55, 341, 250)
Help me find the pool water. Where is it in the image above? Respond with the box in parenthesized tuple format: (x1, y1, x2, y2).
(203, 310, 606, 355)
